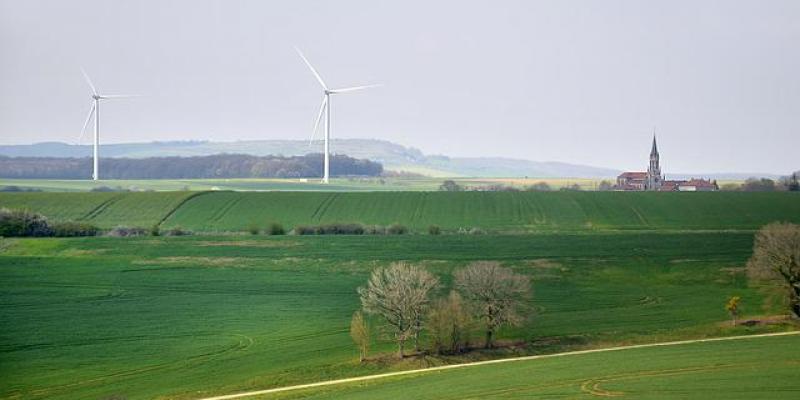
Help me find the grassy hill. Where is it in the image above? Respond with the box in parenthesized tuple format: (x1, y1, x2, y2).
(0, 232, 791, 399)
(1, 191, 798, 232)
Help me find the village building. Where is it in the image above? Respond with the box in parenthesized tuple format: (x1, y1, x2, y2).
(615, 136, 718, 191)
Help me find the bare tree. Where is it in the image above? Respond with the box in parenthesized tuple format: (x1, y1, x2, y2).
(358, 262, 439, 358)
(454, 261, 531, 348)
(350, 311, 370, 362)
(427, 290, 472, 354)
(746, 222, 800, 318)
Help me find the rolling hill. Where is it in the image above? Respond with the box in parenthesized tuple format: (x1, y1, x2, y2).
(1, 191, 798, 232)
(0, 140, 621, 178)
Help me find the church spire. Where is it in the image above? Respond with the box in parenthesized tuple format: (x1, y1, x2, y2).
(650, 129, 658, 157)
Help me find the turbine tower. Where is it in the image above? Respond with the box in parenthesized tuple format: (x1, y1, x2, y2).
(295, 47, 380, 183)
(78, 69, 137, 181)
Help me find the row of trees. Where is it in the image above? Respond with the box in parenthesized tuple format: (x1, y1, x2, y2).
(0, 153, 383, 179)
(352, 261, 531, 359)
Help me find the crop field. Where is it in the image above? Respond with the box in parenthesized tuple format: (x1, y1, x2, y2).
(1, 191, 798, 232)
(266, 334, 800, 399)
(0, 232, 795, 399)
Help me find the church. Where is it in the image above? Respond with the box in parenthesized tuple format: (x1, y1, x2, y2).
(615, 136, 718, 191)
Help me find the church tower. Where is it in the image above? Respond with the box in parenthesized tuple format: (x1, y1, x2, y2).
(645, 134, 663, 190)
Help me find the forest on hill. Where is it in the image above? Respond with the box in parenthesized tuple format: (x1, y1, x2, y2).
(0, 153, 383, 179)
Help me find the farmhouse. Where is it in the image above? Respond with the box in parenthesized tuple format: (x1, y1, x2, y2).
(615, 136, 718, 191)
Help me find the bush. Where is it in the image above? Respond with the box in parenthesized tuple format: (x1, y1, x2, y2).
(106, 226, 147, 237)
(247, 223, 260, 235)
(0, 208, 52, 237)
(364, 225, 387, 235)
(428, 225, 441, 235)
(318, 223, 365, 235)
(525, 182, 552, 191)
(164, 226, 191, 236)
(387, 223, 408, 235)
(266, 222, 285, 235)
(150, 224, 161, 237)
(291, 225, 316, 235)
(51, 221, 99, 237)
(468, 227, 486, 235)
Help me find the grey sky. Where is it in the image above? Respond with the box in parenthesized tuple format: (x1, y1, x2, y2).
(1, 0, 798, 173)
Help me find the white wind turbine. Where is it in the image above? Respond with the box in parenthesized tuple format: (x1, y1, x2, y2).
(295, 47, 381, 183)
(78, 69, 138, 181)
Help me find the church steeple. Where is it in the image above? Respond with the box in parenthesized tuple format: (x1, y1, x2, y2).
(646, 130, 662, 190)
(650, 134, 658, 157)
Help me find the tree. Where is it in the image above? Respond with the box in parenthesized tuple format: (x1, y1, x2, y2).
(358, 262, 439, 358)
(350, 311, 370, 362)
(439, 180, 463, 192)
(597, 180, 614, 191)
(741, 177, 776, 192)
(427, 291, 472, 354)
(746, 222, 800, 318)
(454, 261, 531, 348)
(725, 296, 741, 326)
(787, 172, 800, 192)
(525, 182, 551, 192)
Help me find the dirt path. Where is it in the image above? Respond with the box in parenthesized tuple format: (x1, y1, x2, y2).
(195, 331, 800, 400)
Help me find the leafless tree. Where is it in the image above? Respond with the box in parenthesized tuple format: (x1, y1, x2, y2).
(350, 311, 370, 362)
(454, 261, 531, 348)
(358, 262, 439, 358)
(427, 290, 473, 354)
(746, 222, 800, 318)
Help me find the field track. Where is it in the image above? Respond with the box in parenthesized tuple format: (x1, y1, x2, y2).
(196, 331, 800, 400)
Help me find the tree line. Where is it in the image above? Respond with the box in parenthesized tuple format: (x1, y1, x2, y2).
(0, 153, 383, 179)
(352, 261, 531, 360)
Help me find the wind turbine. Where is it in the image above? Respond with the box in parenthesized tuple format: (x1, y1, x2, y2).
(78, 69, 138, 181)
(295, 47, 380, 183)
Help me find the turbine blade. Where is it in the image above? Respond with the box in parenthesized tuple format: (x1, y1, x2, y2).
(294, 47, 327, 90)
(80, 68, 98, 96)
(310, 96, 328, 145)
(99, 94, 142, 99)
(78, 102, 96, 144)
(328, 84, 382, 94)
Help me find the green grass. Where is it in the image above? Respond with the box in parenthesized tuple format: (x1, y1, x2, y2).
(266, 334, 800, 399)
(1, 191, 798, 231)
(0, 232, 793, 399)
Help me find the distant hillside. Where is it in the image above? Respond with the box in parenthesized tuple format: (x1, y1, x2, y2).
(0, 140, 620, 178)
(0, 154, 382, 179)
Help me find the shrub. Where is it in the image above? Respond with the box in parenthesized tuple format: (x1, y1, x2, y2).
(51, 221, 100, 237)
(106, 226, 147, 237)
(468, 227, 486, 235)
(164, 226, 191, 236)
(364, 225, 387, 235)
(318, 223, 365, 235)
(150, 224, 161, 237)
(428, 225, 441, 235)
(387, 223, 408, 235)
(0, 208, 52, 237)
(266, 222, 285, 235)
(247, 223, 260, 235)
(291, 225, 316, 235)
(525, 182, 552, 191)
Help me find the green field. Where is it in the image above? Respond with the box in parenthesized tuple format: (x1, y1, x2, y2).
(266, 334, 800, 399)
(1, 191, 798, 232)
(0, 232, 795, 399)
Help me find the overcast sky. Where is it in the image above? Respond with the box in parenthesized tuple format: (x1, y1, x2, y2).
(1, 0, 798, 173)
